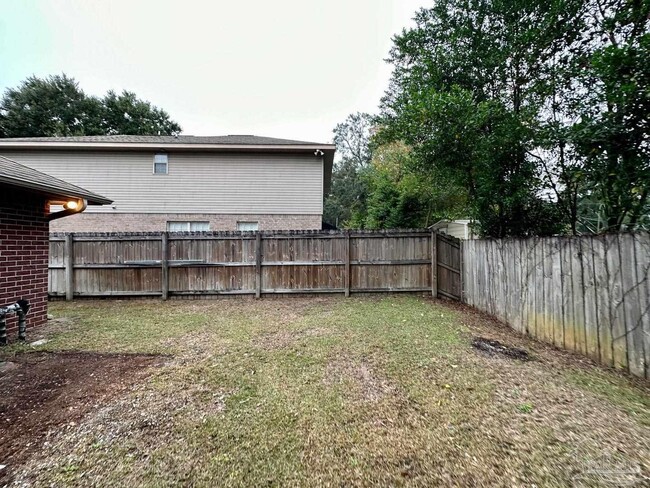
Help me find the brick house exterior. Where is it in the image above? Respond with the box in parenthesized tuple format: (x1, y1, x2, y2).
(0, 188, 50, 331)
(0, 156, 110, 335)
(50, 212, 322, 232)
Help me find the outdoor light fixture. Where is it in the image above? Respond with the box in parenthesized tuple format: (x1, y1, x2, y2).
(47, 198, 87, 221)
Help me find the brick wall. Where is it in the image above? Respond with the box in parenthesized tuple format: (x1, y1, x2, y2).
(49, 213, 322, 232)
(0, 187, 49, 334)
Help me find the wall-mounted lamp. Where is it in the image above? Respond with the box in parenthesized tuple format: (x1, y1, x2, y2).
(47, 198, 87, 221)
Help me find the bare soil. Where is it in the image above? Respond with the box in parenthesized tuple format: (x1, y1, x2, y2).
(471, 336, 530, 360)
(0, 351, 162, 483)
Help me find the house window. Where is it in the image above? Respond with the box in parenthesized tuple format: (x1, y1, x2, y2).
(237, 221, 259, 231)
(167, 221, 210, 232)
(153, 154, 168, 174)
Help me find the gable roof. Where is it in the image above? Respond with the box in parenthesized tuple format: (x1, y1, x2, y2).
(0, 155, 112, 205)
(0, 134, 332, 147)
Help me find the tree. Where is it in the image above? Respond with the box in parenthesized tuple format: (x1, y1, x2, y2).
(101, 90, 181, 136)
(323, 113, 374, 227)
(356, 142, 468, 229)
(0, 74, 103, 137)
(323, 158, 369, 227)
(333, 112, 373, 168)
(0, 74, 181, 137)
(378, 0, 585, 237)
(566, 0, 650, 232)
(379, 0, 649, 236)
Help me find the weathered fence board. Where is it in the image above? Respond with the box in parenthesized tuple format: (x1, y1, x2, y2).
(635, 233, 650, 379)
(463, 233, 650, 378)
(49, 230, 462, 300)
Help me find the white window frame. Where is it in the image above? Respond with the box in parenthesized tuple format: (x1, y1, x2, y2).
(153, 153, 168, 174)
(237, 221, 259, 232)
(167, 221, 210, 232)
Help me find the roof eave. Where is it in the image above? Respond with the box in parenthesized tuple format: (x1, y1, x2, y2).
(2, 180, 113, 206)
(0, 141, 337, 152)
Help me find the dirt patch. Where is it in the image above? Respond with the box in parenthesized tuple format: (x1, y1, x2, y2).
(472, 337, 530, 360)
(434, 298, 600, 369)
(254, 327, 331, 350)
(324, 356, 395, 402)
(0, 351, 163, 483)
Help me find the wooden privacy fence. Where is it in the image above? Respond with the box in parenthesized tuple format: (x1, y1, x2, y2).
(463, 233, 650, 379)
(48, 230, 462, 300)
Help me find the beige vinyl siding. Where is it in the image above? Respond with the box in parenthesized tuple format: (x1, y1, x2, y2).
(0, 150, 324, 214)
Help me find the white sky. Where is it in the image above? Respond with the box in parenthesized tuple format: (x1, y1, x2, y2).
(0, 0, 428, 143)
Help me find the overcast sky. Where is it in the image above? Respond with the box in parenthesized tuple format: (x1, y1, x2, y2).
(0, 0, 428, 143)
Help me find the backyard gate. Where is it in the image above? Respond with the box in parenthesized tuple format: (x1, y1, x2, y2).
(432, 232, 463, 301)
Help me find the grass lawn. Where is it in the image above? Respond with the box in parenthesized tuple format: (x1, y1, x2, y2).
(4, 296, 649, 486)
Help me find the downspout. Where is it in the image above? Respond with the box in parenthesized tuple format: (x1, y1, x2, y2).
(47, 198, 87, 221)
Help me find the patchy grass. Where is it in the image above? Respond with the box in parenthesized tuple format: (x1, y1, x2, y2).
(565, 369, 650, 427)
(5, 296, 649, 487)
(516, 402, 534, 414)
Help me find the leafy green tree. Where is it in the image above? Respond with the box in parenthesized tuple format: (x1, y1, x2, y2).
(0, 74, 103, 137)
(325, 113, 470, 230)
(358, 142, 468, 229)
(101, 90, 181, 136)
(566, 0, 650, 232)
(378, 0, 584, 237)
(0, 74, 181, 137)
(323, 158, 370, 227)
(323, 113, 374, 227)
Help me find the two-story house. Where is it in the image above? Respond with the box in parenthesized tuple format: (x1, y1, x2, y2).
(0, 135, 335, 232)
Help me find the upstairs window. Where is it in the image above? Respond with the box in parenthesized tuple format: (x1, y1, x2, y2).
(153, 153, 168, 174)
(237, 221, 259, 231)
(167, 221, 210, 232)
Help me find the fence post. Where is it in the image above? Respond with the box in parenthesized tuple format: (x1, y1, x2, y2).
(161, 232, 169, 300)
(459, 240, 465, 303)
(255, 231, 262, 298)
(345, 230, 351, 297)
(431, 230, 438, 298)
(65, 233, 74, 301)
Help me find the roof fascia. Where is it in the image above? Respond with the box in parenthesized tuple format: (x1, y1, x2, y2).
(0, 141, 336, 152)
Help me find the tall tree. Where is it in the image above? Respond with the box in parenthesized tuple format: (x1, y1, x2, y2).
(332, 112, 374, 169)
(378, 0, 585, 237)
(323, 113, 374, 227)
(567, 0, 650, 232)
(0, 74, 103, 137)
(0, 74, 181, 137)
(380, 0, 649, 235)
(101, 90, 181, 136)
(355, 141, 469, 229)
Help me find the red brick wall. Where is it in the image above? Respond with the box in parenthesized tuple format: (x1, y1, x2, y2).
(49, 212, 323, 232)
(0, 187, 49, 334)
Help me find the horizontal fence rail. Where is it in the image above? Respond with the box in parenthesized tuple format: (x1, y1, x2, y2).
(49, 230, 462, 301)
(463, 233, 650, 379)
